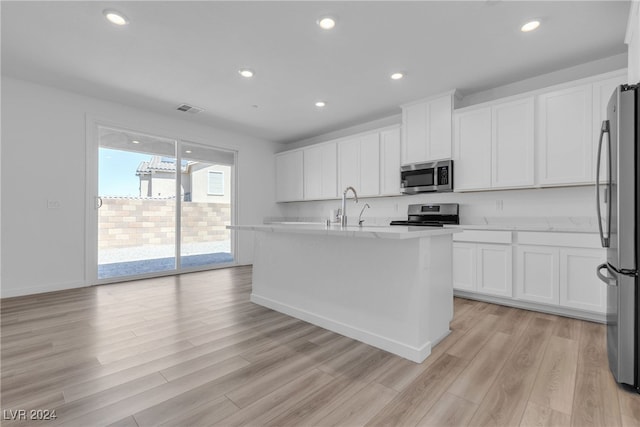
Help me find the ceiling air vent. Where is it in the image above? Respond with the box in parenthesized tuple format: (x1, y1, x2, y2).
(176, 104, 205, 114)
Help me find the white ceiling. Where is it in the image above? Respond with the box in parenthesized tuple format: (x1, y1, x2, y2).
(1, 1, 630, 143)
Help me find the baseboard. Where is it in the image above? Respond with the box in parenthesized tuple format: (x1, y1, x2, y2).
(453, 290, 606, 323)
(1, 280, 87, 299)
(251, 293, 433, 363)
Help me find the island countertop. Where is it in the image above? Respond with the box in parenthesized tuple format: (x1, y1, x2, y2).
(227, 224, 460, 240)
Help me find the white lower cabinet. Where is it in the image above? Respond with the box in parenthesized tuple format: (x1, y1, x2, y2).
(453, 231, 513, 298)
(454, 230, 606, 317)
(453, 243, 512, 297)
(477, 244, 513, 297)
(515, 246, 560, 305)
(559, 248, 606, 313)
(453, 243, 476, 291)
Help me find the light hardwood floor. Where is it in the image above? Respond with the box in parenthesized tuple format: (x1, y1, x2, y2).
(2, 265, 639, 426)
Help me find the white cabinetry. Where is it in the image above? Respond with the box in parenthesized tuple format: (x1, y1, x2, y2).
(275, 150, 304, 202)
(516, 246, 560, 305)
(453, 230, 513, 297)
(454, 230, 606, 318)
(380, 127, 401, 196)
(514, 232, 606, 314)
(537, 85, 593, 185)
(492, 98, 534, 188)
(453, 243, 476, 291)
(453, 97, 534, 191)
(453, 107, 492, 191)
(303, 142, 337, 200)
(560, 248, 606, 313)
(477, 244, 513, 297)
(338, 133, 380, 197)
(453, 69, 626, 192)
(401, 92, 455, 165)
(276, 126, 400, 203)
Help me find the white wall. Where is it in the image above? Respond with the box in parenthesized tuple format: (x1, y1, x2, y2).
(1, 76, 284, 297)
(626, 1, 640, 83)
(278, 185, 598, 228)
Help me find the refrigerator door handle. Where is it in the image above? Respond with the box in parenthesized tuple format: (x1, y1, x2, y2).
(596, 120, 611, 247)
(597, 263, 618, 286)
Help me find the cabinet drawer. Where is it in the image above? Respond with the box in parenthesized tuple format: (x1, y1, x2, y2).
(517, 232, 601, 248)
(453, 230, 512, 244)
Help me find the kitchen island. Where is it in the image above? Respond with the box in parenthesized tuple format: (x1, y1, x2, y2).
(228, 224, 459, 363)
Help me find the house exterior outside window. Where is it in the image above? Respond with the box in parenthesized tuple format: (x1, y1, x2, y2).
(136, 156, 230, 203)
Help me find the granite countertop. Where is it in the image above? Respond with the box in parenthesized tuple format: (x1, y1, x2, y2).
(227, 224, 460, 240)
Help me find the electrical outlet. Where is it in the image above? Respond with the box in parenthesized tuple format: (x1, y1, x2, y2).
(47, 200, 61, 209)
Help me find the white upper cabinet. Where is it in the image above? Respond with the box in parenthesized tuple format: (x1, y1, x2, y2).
(401, 92, 454, 165)
(428, 95, 455, 161)
(453, 107, 492, 191)
(402, 102, 428, 164)
(380, 127, 401, 196)
(303, 142, 337, 200)
(359, 133, 381, 196)
(454, 97, 534, 191)
(492, 97, 534, 188)
(537, 84, 593, 185)
(338, 137, 360, 193)
(338, 132, 380, 197)
(275, 150, 304, 202)
(453, 70, 626, 192)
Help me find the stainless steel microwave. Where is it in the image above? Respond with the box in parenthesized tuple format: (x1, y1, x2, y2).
(400, 160, 453, 194)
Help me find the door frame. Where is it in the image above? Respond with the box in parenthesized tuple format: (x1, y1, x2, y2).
(85, 116, 238, 286)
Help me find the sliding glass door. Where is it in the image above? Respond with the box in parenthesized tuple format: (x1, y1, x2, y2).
(93, 124, 235, 283)
(179, 142, 235, 269)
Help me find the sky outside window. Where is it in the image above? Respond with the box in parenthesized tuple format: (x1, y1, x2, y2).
(99, 148, 156, 197)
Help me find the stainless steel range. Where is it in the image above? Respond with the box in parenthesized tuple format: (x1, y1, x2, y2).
(390, 203, 459, 227)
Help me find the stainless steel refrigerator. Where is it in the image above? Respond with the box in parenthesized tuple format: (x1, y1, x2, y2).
(596, 83, 639, 391)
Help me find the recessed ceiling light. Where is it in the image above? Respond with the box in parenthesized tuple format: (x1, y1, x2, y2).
(390, 72, 404, 80)
(317, 16, 336, 30)
(521, 20, 540, 32)
(238, 69, 254, 78)
(185, 150, 192, 154)
(131, 140, 140, 144)
(103, 9, 129, 26)
(315, 101, 326, 108)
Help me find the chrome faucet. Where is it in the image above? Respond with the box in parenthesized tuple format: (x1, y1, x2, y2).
(358, 203, 370, 226)
(340, 186, 358, 227)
